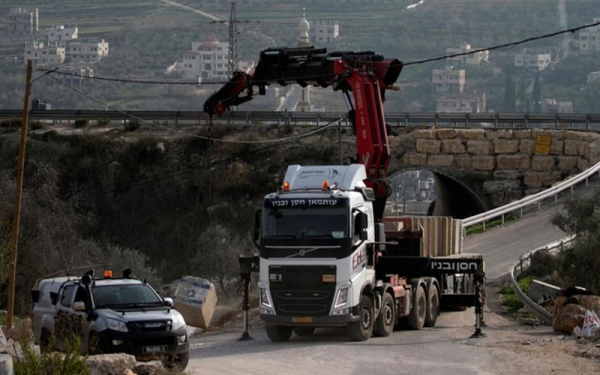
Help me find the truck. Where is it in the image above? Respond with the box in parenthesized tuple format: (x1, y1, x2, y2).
(31, 269, 189, 369)
(204, 47, 485, 342)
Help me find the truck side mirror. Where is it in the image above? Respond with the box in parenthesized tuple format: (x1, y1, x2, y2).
(360, 212, 368, 241)
(252, 209, 262, 248)
(163, 297, 174, 307)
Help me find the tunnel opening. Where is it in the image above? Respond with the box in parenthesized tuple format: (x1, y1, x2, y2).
(386, 169, 488, 219)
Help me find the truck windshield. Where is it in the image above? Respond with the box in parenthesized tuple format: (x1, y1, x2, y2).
(92, 284, 162, 308)
(263, 206, 349, 239)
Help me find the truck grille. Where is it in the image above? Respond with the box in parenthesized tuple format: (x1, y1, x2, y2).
(269, 265, 336, 317)
(128, 320, 171, 332)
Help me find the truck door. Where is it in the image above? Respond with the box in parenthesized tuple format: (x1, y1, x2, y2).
(55, 285, 87, 345)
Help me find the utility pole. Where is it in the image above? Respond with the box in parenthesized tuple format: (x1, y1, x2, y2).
(227, 2, 238, 79)
(7, 59, 33, 330)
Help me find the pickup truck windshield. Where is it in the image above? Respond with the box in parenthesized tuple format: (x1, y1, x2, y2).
(263, 206, 349, 239)
(93, 284, 162, 308)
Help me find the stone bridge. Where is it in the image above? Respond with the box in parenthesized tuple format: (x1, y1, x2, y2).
(387, 128, 600, 218)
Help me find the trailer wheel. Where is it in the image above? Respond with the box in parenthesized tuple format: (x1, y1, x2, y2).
(407, 284, 426, 330)
(347, 295, 374, 341)
(373, 292, 395, 337)
(425, 283, 440, 327)
(266, 325, 293, 342)
(294, 327, 315, 336)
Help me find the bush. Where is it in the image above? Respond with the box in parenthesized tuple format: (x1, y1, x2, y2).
(0, 119, 21, 128)
(74, 119, 88, 129)
(13, 336, 90, 375)
(125, 120, 141, 132)
(97, 118, 110, 126)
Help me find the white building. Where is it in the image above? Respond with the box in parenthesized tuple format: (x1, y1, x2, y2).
(7, 7, 39, 36)
(578, 18, 600, 54)
(446, 41, 488, 66)
(47, 25, 78, 42)
(312, 20, 339, 44)
(182, 34, 229, 82)
(432, 68, 465, 94)
(588, 71, 600, 84)
(541, 99, 573, 113)
(514, 49, 551, 71)
(67, 40, 109, 63)
(24, 41, 66, 65)
(436, 92, 486, 113)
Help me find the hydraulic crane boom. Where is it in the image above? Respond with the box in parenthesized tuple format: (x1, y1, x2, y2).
(203, 46, 403, 221)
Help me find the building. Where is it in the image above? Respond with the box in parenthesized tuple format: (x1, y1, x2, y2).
(541, 99, 573, 113)
(47, 25, 78, 42)
(24, 41, 65, 65)
(588, 71, 600, 84)
(432, 68, 465, 94)
(578, 18, 600, 54)
(296, 10, 313, 112)
(57, 66, 94, 86)
(182, 35, 229, 82)
(66, 40, 109, 63)
(312, 20, 339, 44)
(435, 92, 486, 113)
(7, 7, 39, 36)
(514, 49, 551, 71)
(446, 41, 488, 66)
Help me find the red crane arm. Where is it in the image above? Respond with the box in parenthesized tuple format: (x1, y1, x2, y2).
(203, 47, 403, 220)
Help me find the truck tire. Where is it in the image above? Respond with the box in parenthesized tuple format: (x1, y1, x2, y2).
(408, 284, 426, 330)
(88, 331, 103, 355)
(373, 292, 395, 337)
(165, 353, 189, 371)
(347, 295, 374, 341)
(294, 327, 315, 336)
(425, 283, 440, 327)
(266, 325, 293, 342)
(40, 328, 52, 352)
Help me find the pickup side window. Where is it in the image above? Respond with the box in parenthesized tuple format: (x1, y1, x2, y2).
(60, 285, 76, 307)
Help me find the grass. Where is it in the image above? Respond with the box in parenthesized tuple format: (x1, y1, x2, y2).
(466, 214, 519, 236)
(498, 276, 537, 320)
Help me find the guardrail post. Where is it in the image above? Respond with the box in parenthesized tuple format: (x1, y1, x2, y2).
(501, 215, 505, 226)
(520, 208, 523, 218)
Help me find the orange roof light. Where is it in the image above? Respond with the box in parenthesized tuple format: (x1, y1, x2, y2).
(104, 270, 113, 278)
(322, 180, 330, 190)
(283, 181, 291, 191)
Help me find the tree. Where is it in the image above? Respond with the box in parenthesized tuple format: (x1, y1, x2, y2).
(551, 189, 600, 294)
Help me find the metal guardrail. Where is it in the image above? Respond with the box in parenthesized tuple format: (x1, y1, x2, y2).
(510, 237, 574, 325)
(3, 110, 600, 129)
(462, 160, 600, 231)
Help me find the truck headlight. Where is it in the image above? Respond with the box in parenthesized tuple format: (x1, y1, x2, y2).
(172, 313, 186, 330)
(334, 288, 348, 309)
(260, 288, 272, 308)
(107, 318, 128, 332)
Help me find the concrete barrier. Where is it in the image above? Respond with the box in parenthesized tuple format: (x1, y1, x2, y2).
(0, 354, 14, 375)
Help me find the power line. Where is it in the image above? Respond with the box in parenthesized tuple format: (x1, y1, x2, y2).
(38, 20, 600, 86)
(81, 118, 342, 197)
(43, 73, 339, 145)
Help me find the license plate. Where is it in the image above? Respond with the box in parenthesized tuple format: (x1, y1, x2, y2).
(142, 345, 167, 354)
(293, 317, 313, 323)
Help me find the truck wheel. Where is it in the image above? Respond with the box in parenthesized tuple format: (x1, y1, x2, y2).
(425, 283, 440, 327)
(294, 327, 315, 336)
(408, 284, 426, 330)
(164, 353, 189, 371)
(88, 331, 103, 355)
(374, 292, 395, 337)
(266, 325, 293, 342)
(347, 295, 374, 341)
(40, 328, 52, 352)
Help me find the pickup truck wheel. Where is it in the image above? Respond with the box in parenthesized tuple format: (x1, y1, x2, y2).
(347, 295, 374, 341)
(294, 327, 315, 336)
(88, 331, 103, 355)
(374, 292, 395, 337)
(425, 283, 440, 327)
(40, 328, 52, 352)
(408, 284, 426, 330)
(266, 325, 293, 342)
(164, 353, 189, 371)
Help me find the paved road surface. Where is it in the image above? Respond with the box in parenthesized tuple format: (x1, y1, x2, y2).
(187, 194, 580, 374)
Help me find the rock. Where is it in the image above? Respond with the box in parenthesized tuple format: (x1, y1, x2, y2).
(6, 318, 34, 342)
(553, 303, 586, 334)
(85, 353, 137, 375)
(133, 360, 169, 375)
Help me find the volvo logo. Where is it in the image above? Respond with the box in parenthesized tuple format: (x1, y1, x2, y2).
(299, 249, 306, 257)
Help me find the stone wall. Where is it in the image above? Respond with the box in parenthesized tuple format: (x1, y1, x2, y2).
(390, 129, 600, 207)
